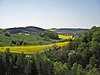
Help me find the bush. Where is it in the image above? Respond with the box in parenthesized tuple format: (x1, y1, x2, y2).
(5, 32, 11, 37)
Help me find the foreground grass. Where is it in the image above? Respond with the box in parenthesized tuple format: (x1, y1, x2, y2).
(0, 42, 68, 54)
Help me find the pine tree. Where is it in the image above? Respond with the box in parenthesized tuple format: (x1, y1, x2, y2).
(0, 55, 5, 75)
(29, 56, 38, 75)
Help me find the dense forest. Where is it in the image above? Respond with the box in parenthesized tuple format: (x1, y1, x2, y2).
(0, 26, 100, 75)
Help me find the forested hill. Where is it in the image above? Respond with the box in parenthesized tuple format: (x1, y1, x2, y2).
(0, 26, 59, 46)
(1, 26, 89, 35)
(50, 28, 89, 36)
(6, 26, 45, 34)
(58, 28, 89, 32)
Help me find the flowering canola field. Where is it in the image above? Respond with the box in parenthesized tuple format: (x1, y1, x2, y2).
(58, 35, 73, 39)
(0, 35, 72, 54)
(0, 42, 68, 54)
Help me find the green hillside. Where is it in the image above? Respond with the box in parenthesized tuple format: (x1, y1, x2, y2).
(0, 26, 59, 46)
(0, 26, 89, 47)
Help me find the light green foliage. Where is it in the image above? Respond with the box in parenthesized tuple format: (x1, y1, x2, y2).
(71, 63, 78, 75)
(53, 62, 68, 75)
(86, 68, 100, 75)
(92, 31, 100, 42)
(0, 33, 55, 46)
(77, 64, 84, 75)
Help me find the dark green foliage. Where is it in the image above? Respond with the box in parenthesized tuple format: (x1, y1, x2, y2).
(68, 52, 84, 66)
(25, 56, 38, 75)
(39, 60, 54, 75)
(0, 55, 5, 75)
(11, 40, 17, 45)
(81, 31, 92, 43)
(11, 40, 24, 45)
(7, 26, 45, 34)
(29, 57, 38, 75)
(40, 30, 59, 39)
(4, 32, 11, 37)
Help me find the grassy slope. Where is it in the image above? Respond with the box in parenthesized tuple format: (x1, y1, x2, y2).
(0, 33, 56, 46)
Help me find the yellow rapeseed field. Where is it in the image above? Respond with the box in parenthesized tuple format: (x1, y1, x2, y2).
(0, 35, 72, 54)
(0, 42, 68, 54)
(25, 33, 30, 36)
(58, 35, 73, 39)
(1, 28, 7, 30)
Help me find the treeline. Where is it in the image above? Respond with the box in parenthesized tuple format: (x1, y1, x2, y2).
(40, 30, 59, 39)
(0, 26, 100, 75)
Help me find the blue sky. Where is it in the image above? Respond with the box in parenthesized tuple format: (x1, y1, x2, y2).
(0, 0, 100, 28)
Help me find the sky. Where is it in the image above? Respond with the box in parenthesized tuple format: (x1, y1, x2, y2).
(0, 0, 100, 29)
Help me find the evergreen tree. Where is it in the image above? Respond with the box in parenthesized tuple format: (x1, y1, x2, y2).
(0, 55, 5, 75)
(30, 56, 38, 75)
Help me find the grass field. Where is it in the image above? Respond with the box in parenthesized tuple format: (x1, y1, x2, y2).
(0, 42, 68, 54)
(0, 33, 59, 46)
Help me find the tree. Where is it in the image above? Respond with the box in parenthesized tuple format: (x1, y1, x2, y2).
(0, 55, 5, 75)
(3, 48, 15, 75)
(91, 26, 100, 32)
(89, 55, 98, 67)
(68, 51, 84, 66)
(77, 42, 87, 53)
(29, 57, 38, 75)
(11, 40, 16, 45)
(16, 52, 26, 75)
(53, 62, 68, 75)
(40, 30, 59, 39)
(90, 41, 100, 61)
(81, 31, 92, 43)
(5, 32, 11, 37)
(77, 64, 84, 75)
(71, 63, 78, 75)
(39, 59, 53, 75)
(92, 31, 100, 42)
(72, 38, 81, 50)
(86, 67, 100, 75)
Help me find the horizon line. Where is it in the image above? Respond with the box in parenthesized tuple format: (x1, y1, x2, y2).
(0, 25, 97, 29)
